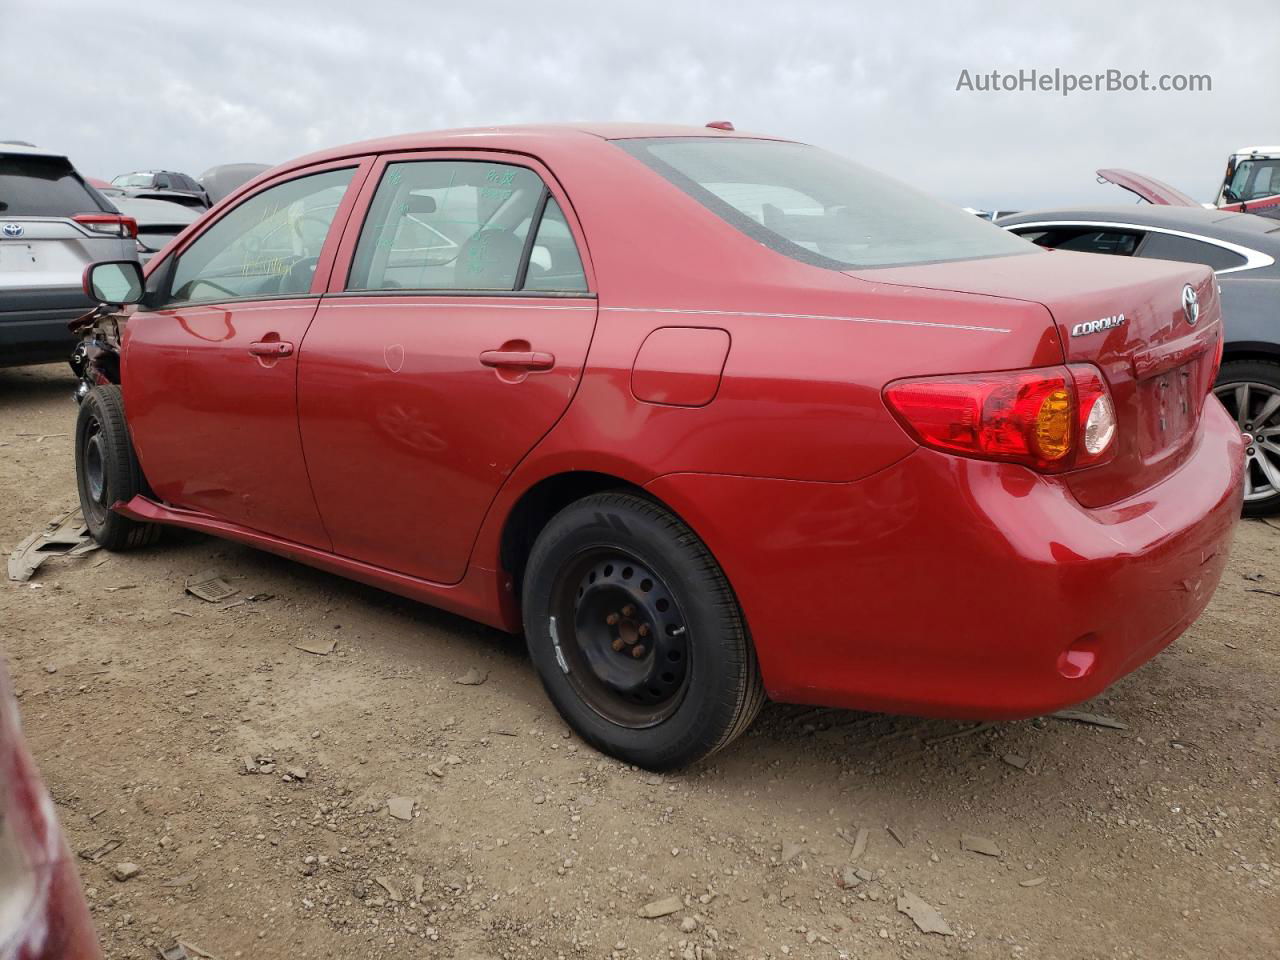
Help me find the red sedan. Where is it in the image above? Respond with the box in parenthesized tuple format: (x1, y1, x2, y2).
(73, 124, 1243, 769)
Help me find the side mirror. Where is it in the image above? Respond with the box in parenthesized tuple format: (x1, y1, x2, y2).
(83, 260, 145, 306)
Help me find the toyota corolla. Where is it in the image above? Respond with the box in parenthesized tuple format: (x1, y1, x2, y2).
(71, 123, 1243, 769)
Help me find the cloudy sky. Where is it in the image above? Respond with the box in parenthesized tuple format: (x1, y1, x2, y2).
(6, 0, 1276, 210)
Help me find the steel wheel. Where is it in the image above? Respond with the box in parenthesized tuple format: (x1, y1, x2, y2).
(1214, 378, 1280, 504)
(80, 415, 110, 525)
(551, 549, 691, 728)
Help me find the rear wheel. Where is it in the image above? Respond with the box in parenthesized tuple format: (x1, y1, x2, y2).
(75, 385, 160, 549)
(522, 492, 764, 769)
(1214, 360, 1280, 517)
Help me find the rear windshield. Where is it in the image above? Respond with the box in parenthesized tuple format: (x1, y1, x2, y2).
(0, 155, 105, 217)
(616, 138, 1035, 269)
(112, 173, 155, 188)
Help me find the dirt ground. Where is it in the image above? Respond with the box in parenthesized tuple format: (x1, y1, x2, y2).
(1, 362, 1277, 960)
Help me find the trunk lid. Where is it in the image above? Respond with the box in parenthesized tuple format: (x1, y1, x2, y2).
(1095, 168, 1201, 207)
(850, 249, 1222, 505)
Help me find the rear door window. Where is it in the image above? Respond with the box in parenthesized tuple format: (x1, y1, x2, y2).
(0, 155, 107, 216)
(348, 160, 551, 291)
(520, 197, 587, 292)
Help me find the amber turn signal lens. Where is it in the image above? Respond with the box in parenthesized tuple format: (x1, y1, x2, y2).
(1034, 387, 1072, 460)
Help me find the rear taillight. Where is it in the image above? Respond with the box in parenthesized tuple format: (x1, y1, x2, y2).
(884, 364, 1117, 473)
(73, 214, 138, 239)
(1208, 325, 1225, 389)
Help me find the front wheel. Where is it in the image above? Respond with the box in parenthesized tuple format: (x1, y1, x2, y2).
(522, 492, 764, 770)
(1214, 359, 1280, 517)
(75, 385, 160, 550)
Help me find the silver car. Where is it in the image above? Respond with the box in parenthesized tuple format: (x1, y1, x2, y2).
(0, 143, 137, 366)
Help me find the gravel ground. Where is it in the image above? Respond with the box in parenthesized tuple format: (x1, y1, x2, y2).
(2, 363, 1277, 960)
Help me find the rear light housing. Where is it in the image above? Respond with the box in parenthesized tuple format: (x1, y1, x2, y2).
(73, 213, 138, 239)
(884, 364, 1117, 473)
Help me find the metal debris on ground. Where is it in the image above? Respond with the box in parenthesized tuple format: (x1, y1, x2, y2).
(159, 944, 190, 960)
(455, 667, 488, 685)
(222, 592, 275, 610)
(184, 572, 238, 603)
(897, 891, 954, 935)
(886, 825, 906, 847)
(78, 838, 123, 863)
(1020, 876, 1047, 887)
(7, 510, 100, 582)
(1049, 709, 1128, 730)
(1002, 752, 1029, 769)
(960, 833, 1001, 857)
(294, 636, 337, 656)
(1246, 587, 1280, 599)
(176, 941, 223, 960)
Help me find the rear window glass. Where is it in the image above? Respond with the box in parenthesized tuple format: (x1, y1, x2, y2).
(1137, 232, 1248, 272)
(0, 155, 104, 217)
(616, 138, 1035, 269)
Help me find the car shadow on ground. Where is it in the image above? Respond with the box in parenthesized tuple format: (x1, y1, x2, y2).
(135, 524, 1128, 793)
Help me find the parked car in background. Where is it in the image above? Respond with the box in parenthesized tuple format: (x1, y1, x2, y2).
(1216, 146, 1280, 218)
(198, 163, 270, 205)
(0, 143, 138, 366)
(71, 123, 1240, 769)
(109, 170, 208, 209)
(0, 659, 102, 959)
(106, 196, 199, 264)
(998, 204, 1280, 515)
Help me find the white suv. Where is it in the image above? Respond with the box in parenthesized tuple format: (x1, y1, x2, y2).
(0, 143, 138, 366)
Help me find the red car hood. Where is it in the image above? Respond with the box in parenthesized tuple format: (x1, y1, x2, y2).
(1096, 168, 1201, 207)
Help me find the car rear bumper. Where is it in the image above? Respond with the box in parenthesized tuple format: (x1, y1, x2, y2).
(645, 397, 1245, 719)
(0, 285, 92, 366)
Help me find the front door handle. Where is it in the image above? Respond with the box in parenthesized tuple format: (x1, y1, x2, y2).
(249, 340, 294, 358)
(479, 349, 555, 370)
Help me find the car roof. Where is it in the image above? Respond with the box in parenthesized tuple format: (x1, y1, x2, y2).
(109, 195, 200, 224)
(0, 142, 70, 160)
(265, 122, 790, 178)
(997, 204, 1280, 246)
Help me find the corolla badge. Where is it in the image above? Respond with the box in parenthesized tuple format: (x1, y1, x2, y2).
(1182, 283, 1199, 325)
(1071, 314, 1125, 337)
(1, 223, 23, 238)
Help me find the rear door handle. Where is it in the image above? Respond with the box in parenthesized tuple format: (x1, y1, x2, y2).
(249, 340, 294, 358)
(479, 349, 555, 370)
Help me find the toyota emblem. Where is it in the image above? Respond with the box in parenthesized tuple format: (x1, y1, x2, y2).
(1, 223, 23, 239)
(1181, 283, 1199, 326)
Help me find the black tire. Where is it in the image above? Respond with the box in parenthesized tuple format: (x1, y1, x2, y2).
(1214, 359, 1280, 518)
(74, 385, 161, 550)
(522, 491, 765, 770)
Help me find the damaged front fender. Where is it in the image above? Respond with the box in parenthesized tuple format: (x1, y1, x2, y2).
(68, 306, 130, 401)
